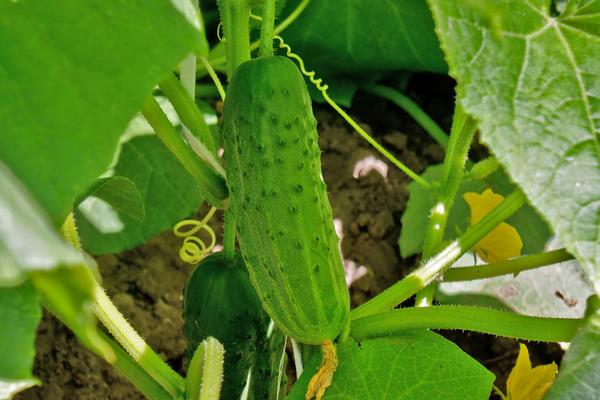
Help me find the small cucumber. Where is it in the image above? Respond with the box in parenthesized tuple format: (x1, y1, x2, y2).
(183, 252, 283, 399)
(222, 55, 350, 344)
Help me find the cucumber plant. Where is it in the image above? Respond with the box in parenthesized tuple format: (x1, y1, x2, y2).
(1, 0, 599, 399)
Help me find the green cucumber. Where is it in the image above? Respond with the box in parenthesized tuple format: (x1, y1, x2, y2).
(183, 252, 283, 399)
(222, 55, 350, 344)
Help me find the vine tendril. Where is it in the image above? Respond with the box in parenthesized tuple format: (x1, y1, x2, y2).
(273, 36, 431, 189)
(173, 207, 217, 265)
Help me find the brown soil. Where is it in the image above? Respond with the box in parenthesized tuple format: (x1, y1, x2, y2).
(17, 74, 560, 400)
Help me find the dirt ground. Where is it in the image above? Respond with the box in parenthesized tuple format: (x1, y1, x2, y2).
(17, 73, 561, 400)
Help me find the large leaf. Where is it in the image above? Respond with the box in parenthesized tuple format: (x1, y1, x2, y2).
(428, 1, 600, 291)
(546, 306, 600, 400)
(0, 282, 41, 399)
(0, 0, 201, 223)
(399, 165, 551, 258)
(288, 331, 493, 399)
(0, 162, 109, 363)
(76, 135, 206, 255)
(281, 0, 446, 76)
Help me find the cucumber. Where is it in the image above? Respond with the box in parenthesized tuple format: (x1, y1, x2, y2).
(183, 252, 283, 400)
(222, 55, 350, 344)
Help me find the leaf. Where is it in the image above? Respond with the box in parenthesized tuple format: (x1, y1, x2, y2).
(78, 177, 145, 222)
(506, 343, 557, 400)
(464, 189, 523, 263)
(76, 135, 206, 255)
(546, 306, 600, 400)
(0, 0, 202, 223)
(399, 165, 550, 258)
(427, 0, 600, 291)
(280, 0, 446, 77)
(0, 282, 41, 400)
(288, 331, 494, 400)
(438, 242, 595, 318)
(0, 162, 110, 362)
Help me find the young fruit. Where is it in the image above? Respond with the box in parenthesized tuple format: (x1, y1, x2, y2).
(183, 252, 283, 399)
(222, 55, 350, 345)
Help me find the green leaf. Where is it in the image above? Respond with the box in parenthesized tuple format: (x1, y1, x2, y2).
(399, 164, 551, 258)
(78, 177, 145, 222)
(76, 135, 206, 255)
(428, 0, 600, 291)
(0, 282, 41, 399)
(0, 0, 201, 223)
(288, 331, 493, 400)
(546, 307, 600, 400)
(281, 0, 446, 76)
(438, 239, 594, 318)
(0, 162, 110, 361)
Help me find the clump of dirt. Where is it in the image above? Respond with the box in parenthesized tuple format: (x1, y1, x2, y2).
(18, 73, 560, 400)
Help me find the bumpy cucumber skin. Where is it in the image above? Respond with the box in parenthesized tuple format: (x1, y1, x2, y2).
(183, 252, 273, 400)
(223, 55, 350, 344)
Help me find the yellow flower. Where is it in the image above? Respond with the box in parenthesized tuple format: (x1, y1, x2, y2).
(505, 343, 557, 400)
(463, 188, 523, 263)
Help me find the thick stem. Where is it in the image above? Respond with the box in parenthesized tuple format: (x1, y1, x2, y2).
(218, 0, 251, 78)
(99, 331, 173, 400)
(204, 0, 310, 70)
(95, 286, 186, 399)
(351, 306, 582, 343)
(186, 338, 224, 400)
(361, 84, 449, 149)
(351, 189, 526, 319)
(443, 248, 573, 282)
(259, 0, 275, 56)
(416, 105, 477, 306)
(159, 74, 217, 153)
(141, 96, 228, 207)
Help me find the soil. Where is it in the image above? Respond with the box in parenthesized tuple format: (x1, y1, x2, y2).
(17, 73, 561, 400)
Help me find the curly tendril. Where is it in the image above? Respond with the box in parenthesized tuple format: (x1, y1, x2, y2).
(273, 35, 431, 188)
(173, 207, 217, 265)
(274, 36, 328, 92)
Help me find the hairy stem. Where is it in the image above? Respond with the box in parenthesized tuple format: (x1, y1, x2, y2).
(416, 104, 477, 306)
(443, 248, 573, 282)
(362, 84, 449, 148)
(99, 331, 173, 400)
(141, 96, 228, 207)
(351, 305, 582, 343)
(217, 0, 251, 78)
(259, 0, 275, 56)
(95, 286, 186, 398)
(351, 189, 526, 319)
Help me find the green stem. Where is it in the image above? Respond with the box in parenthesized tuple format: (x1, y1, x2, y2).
(199, 57, 226, 101)
(416, 105, 477, 306)
(361, 84, 449, 149)
(141, 96, 228, 207)
(204, 0, 310, 70)
(351, 305, 582, 343)
(259, 0, 275, 56)
(468, 156, 500, 180)
(351, 189, 526, 319)
(99, 331, 173, 400)
(223, 210, 236, 260)
(217, 0, 251, 78)
(159, 74, 217, 154)
(443, 248, 573, 282)
(61, 213, 185, 399)
(95, 286, 186, 399)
